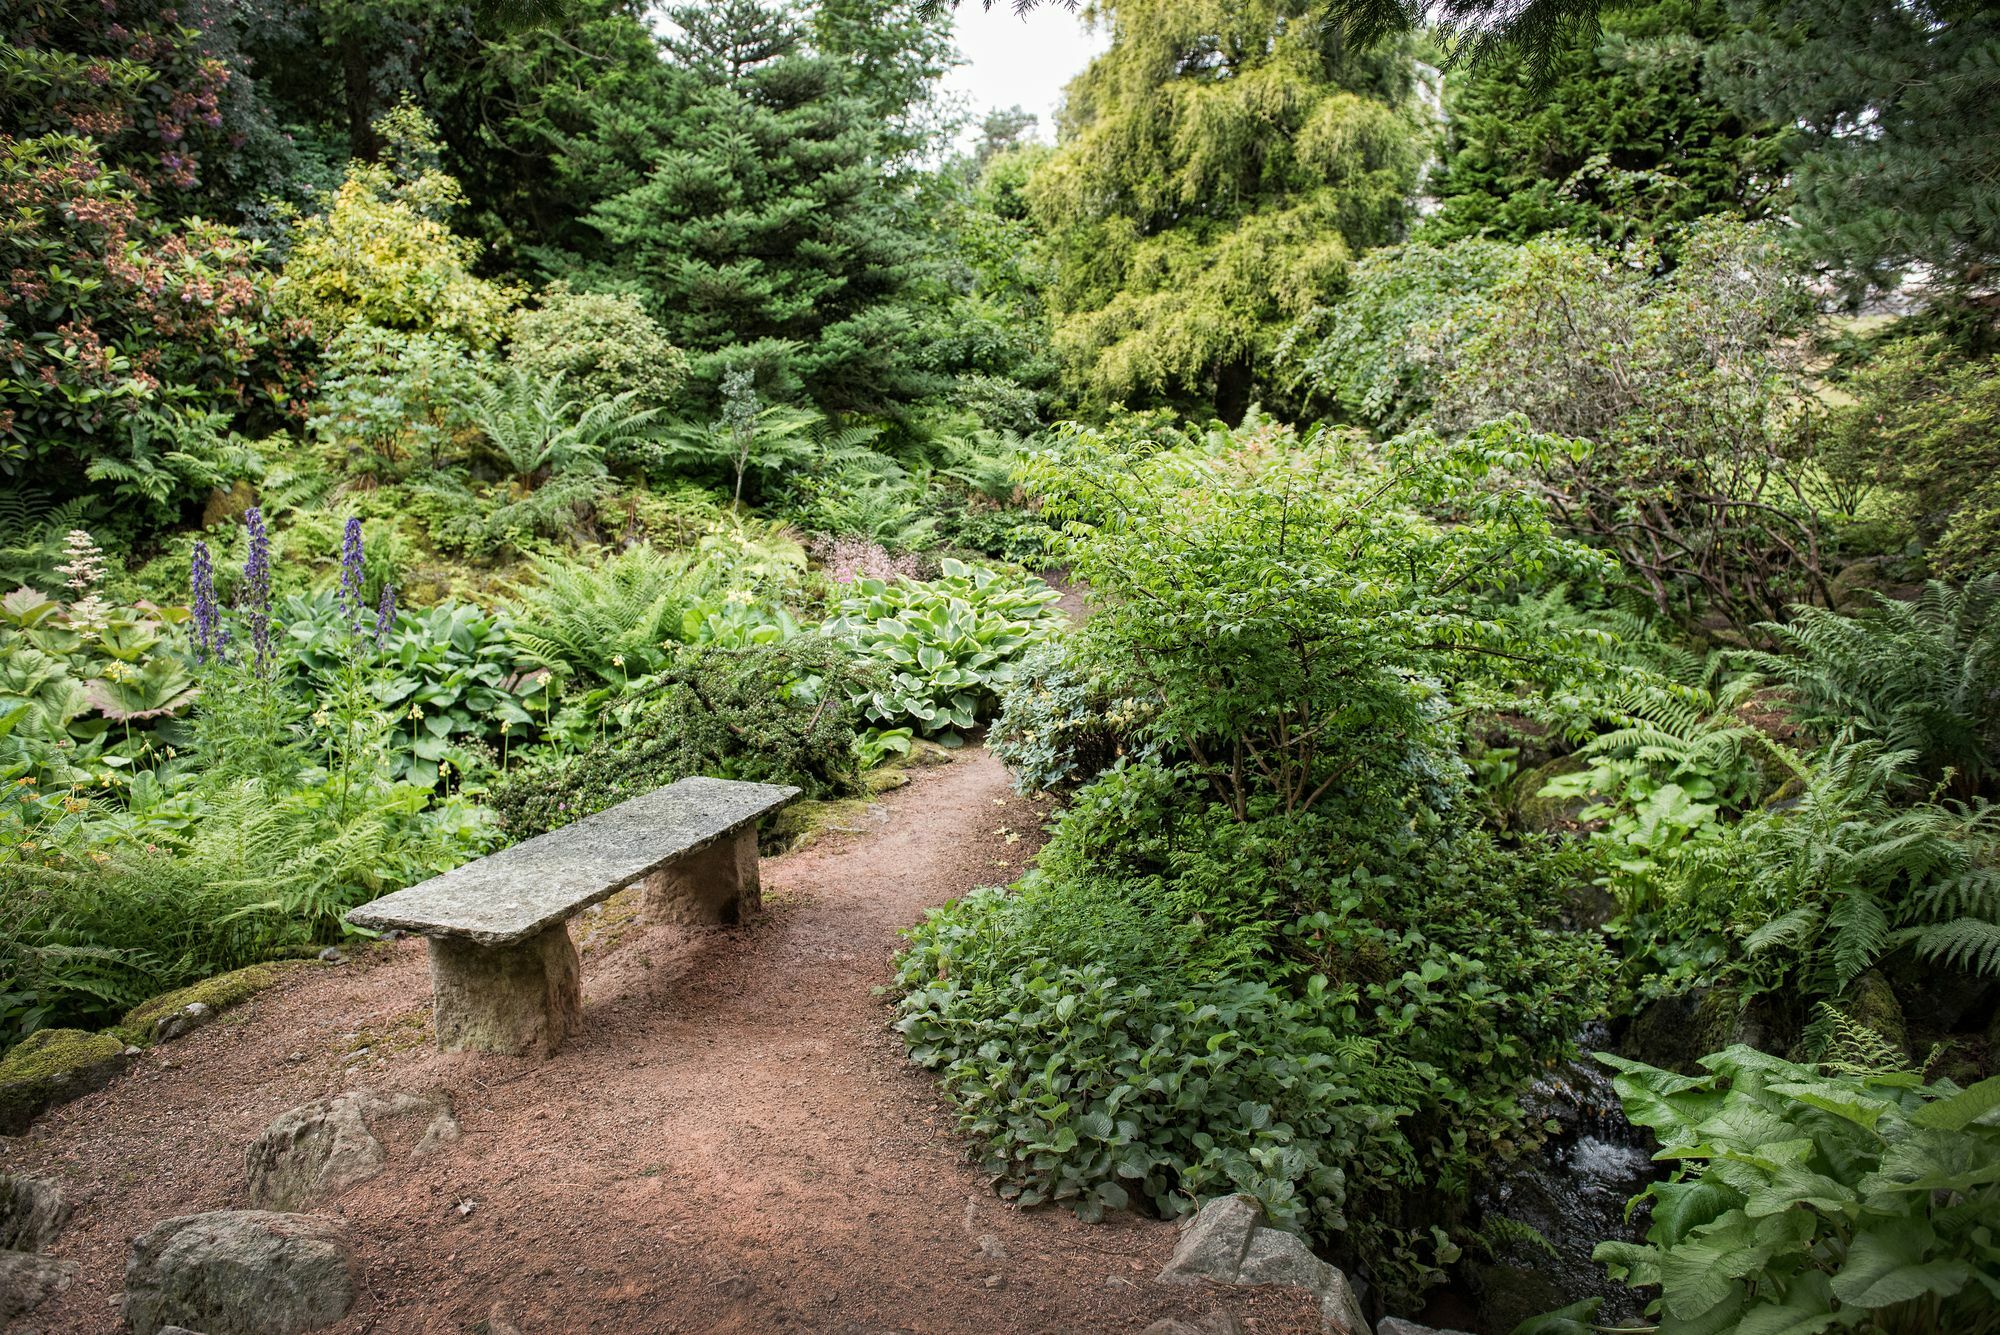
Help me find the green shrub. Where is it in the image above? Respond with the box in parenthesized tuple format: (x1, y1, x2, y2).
(277, 104, 516, 346)
(1822, 336, 2000, 580)
(1596, 1046, 2000, 1335)
(895, 762, 1612, 1303)
(896, 942, 1408, 1231)
(989, 642, 1156, 792)
(509, 282, 689, 412)
(486, 641, 870, 839)
(820, 557, 1063, 738)
(307, 325, 490, 482)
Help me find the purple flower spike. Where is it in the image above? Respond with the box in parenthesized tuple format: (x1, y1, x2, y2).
(241, 507, 273, 678)
(337, 516, 365, 632)
(374, 582, 397, 649)
(190, 540, 219, 665)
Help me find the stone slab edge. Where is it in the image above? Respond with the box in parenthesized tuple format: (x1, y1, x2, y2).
(345, 777, 800, 945)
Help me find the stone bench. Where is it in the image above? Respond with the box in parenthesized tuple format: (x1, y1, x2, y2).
(345, 777, 799, 1057)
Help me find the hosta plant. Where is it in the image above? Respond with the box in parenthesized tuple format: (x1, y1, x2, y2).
(820, 558, 1063, 738)
(1595, 1046, 2000, 1335)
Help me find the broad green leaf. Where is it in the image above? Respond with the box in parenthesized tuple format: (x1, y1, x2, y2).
(1829, 1226, 1971, 1308)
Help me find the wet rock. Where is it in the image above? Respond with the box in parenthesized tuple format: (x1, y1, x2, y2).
(1466, 1260, 1570, 1335)
(0, 1174, 68, 1250)
(0, 1028, 131, 1135)
(246, 1089, 460, 1211)
(1157, 1194, 1371, 1335)
(0, 1248, 78, 1321)
(1623, 987, 1789, 1074)
(124, 1210, 354, 1335)
(1475, 1023, 1656, 1330)
(1379, 1319, 1474, 1335)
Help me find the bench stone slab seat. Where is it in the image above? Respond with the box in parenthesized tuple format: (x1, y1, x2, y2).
(346, 777, 799, 1056)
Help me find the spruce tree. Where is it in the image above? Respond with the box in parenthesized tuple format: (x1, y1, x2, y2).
(1713, 0, 2000, 302)
(570, 0, 952, 412)
(1424, 0, 1785, 250)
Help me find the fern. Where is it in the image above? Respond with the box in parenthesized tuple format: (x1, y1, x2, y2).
(465, 366, 656, 485)
(1914, 917, 2000, 977)
(1746, 575, 2000, 794)
(1705, 739, 2000, 999)
(507, 543, 706, 685)
(1800, 1001, 1910, 1077)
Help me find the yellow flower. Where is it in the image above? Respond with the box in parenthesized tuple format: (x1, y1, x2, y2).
(408, 704, 424, 720)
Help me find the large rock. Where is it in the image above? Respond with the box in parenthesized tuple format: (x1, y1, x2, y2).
(0, 1028, 131, 1135)
(1379, 1319, 1474, 1335)
(0, 1248, 78, 1321)
(0, 1174, 68, 1250)
(124, 1210, 355, 1335)
(246, 1089, 459, 1210)
(1157, 1195, 1372, 1335)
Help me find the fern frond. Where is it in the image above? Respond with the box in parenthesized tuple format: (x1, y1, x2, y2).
(1913, 917, 2000, 978)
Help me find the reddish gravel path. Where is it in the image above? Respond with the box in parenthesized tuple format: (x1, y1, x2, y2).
(4, 749, 1317, 1334)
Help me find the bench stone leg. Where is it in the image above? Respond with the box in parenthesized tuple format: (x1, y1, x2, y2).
(643, 827, 761, 927)
(426, 923, 581, 1057)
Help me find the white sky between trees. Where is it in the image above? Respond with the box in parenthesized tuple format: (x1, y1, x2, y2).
(942, 3, 1110, 150)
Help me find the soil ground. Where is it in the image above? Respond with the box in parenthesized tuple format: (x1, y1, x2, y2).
(4, 749, 1320, 1334)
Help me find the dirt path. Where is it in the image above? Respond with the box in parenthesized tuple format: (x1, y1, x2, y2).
(5, 750, 1318, 1334)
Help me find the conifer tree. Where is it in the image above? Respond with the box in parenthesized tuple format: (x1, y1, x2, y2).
(1028, 0, 1424, 419)
(569, 0, 953, 412)
(1713, 0, 2000, 302)
(1425, 0, 1784, 250)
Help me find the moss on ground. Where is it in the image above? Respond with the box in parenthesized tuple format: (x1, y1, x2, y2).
(114, 960, 308, 1047)
(765, 796, 880, 855)
(0, 1029, 128, 1135)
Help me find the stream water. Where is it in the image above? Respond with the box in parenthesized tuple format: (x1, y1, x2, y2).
(1462, 1023, 1659, 1331)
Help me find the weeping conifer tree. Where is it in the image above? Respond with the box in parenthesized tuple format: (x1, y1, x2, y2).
(1028, 0, 1426, 420)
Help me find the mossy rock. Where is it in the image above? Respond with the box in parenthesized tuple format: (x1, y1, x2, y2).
(1843, 971, 1910, 1060)
(115, 961, 306, 1047)
(0, 1029, 130, 1136)
(1507, 754, 1592, 833)
(1623, 993, 1707, 1075)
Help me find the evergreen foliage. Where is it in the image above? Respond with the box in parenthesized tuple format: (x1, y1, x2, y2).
(564, 0, 954, 411)
(1424, 0, 1785, 248)
(1713, 0, 2000, 300)
(1027, 0, 1426, 417)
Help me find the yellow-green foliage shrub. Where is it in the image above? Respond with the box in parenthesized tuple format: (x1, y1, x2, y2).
(279, 104, 516, 346)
